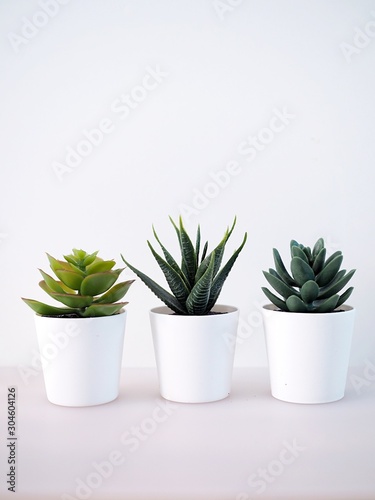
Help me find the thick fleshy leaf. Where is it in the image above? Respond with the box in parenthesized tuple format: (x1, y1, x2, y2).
(55, 269, 84, 290)
(47, 254, 72, 274)
(300, 280, 319, 303)
(195, 225, 201, 267)
(318, 269, 355, 299)
(312, 247, 326, 275)
(95, 280, 135, 304)
(152, 225, 185, 279)
(286, 295, 309, 312)
(313, 295, 339, 313)
(290, 257, 315, 287)
(178, 217, 197, 287)
(261, 287, 288, 311)
(82, 251, 99, 267)
(80, 272, 118, 296)
(302, 246, 312, 263)
(49, 292, 93, 308)
(121, 256, 187, 314)
(263, 270, 300, 300)
(316, 254, 343, 287)
(273, 248, 297, 287)
(323, 250, 342, 268)
(22, 298, 76, 316)
(39, 270, 66, 293)
(186, 251, 215, 315)
(291, 245, 309, 263)
(312, 238, 324, 259)
(81, 302, 127, 317)
(86, 258, 116, 274)
(336, 287, 354, 308)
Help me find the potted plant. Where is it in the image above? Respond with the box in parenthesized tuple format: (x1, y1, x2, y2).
(22, 248, 134, 407)
(122, 216, 247, 403)
(261, 238, 356, 404)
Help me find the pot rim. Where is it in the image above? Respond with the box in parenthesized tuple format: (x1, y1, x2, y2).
(34, 309, 127, 320)
(150, 304, 238, 316)
(262, 303, 355, 315)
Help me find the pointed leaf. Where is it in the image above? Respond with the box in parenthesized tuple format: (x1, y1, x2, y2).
(39, 270, 66, 293)
(291, 245, 309, 263)
(186, 251, 215, 315)
(336, 287, 354, 308)
(121, 256, 187, 314)
(80, 272, 118, 296)
(318, 269, 355, 299)
(47, 254, 72, 274)
(21, 298, 76, 316)
(261, 287, 288, 311)
(263, 270, 300, 300)
(178, 217, 197, 287)
(323, 250, 342, 268)
(147, 241, 190, 304)
(95, 280, 135, 304)
(290, 257, 315, 287)
(206, 232, 247, 311)
(195, 225, 201, 267)
(81, 302, 127, 317)
(273, 248, 297, 286)
(316, 254, 343, 287)
(55, 269, 84, 291)
(82, 251, 99, 267)
(50, 292, 93, 308)
(286, 295, 309, 312)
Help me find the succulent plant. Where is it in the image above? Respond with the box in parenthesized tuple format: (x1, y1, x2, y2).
(22, 248, 134, 317)
(122, 216, 247, 315)
(262, 238, 355, 313)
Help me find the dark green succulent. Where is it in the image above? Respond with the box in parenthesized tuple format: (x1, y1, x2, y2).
(22, 248, 134, 317)
(262, 238, 355, 313)
(122, 217, 247, 315)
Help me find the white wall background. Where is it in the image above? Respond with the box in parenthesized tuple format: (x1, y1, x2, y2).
(1, 0, 374, 370)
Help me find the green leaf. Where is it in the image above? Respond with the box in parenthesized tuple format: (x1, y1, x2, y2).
(286, 295, 309, 312)
(81, 302, 127, 317)
(291, 245, 309, 263)
(315, 254, 344, 287)
(39, 270, 66, 293)
(152, 226, 190, 288)
(21, 298, 76, 316)
(300, 280, 319, 303)
(195, 224, 201, 267)
(80, 272, 118, 296)
(263, 270, 300, 300)
(47, 253, 72, 274)
(313, 295, 339, 313)
(261, 287, 288, 311)
(121, 256, 187, 314)
(323, 250, 342, 268)
(186, 251, 215, 315)
(72, 248, 86, 260)
(312, 238, 324, 259)
(318, 269, 355, 299)
(95, 280, 135, 304)
(178, 217, 197, 287)
(290, 257, 315, 287)
(273, 248, 297, 286)
(55, 269, 85, 291)
(206, 232, 247, 311)
(82, 251, 99, 267)
(336, 287, 354, 308)
(302, 246, 312, 263)
(49, 293, 93, 308)
(147, 241, 190, 304)
(86, 258, 116, 274)
(312, 247, 326, 275)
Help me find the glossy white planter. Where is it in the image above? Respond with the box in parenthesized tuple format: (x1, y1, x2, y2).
(34, 311, 127, 407)
(150, 305, 239, 403)
(262, 304, 355, 404)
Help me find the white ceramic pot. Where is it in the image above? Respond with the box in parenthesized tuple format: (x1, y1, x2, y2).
(34, 310, 127, 406)
(262, 304, 355, 404)
(150, 305, 239, 403)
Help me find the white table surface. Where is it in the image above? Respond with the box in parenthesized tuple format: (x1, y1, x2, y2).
(0, 367, 374, 500)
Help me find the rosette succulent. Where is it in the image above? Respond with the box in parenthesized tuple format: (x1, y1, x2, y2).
(122, 216, 247, 315)
(262, 238, 355, 313)
(22, 248, 134, 317)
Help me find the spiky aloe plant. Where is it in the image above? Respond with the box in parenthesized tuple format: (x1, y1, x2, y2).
(22, 248, 134, 317)
(262, 238, 355, 313)
(122, 217, 247, 315)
